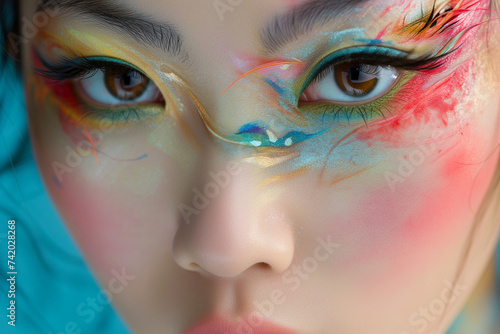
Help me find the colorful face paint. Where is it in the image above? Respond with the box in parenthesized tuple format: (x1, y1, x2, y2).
(30, 0, 492, 188)
(230, 122, 324, 147)
(22, 1, 500, 333)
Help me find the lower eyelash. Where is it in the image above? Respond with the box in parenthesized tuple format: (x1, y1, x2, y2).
(75, 101, 165, 126)
(303, 70, 417, 126)
(78, 106, 145, 124)
(317, 104, 387, 125)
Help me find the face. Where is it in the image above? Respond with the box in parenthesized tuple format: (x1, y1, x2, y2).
(21, 0, 500, 333)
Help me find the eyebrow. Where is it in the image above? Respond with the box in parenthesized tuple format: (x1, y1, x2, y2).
(38, 0, 187, 60)
(261, 0, 373, 53)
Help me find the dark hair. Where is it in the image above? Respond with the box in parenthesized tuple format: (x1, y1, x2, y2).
(1, 0, 19, 69)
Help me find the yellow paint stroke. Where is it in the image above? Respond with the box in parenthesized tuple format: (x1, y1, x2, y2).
(259, 166, 309, 188)
(163, 72, 242, 146)
(242, 151, 300, 168)
(326, 167, 371, 187)
(390, 0, 487, 44)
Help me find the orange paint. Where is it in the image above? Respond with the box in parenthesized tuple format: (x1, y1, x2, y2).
(220, 59, 303, 97)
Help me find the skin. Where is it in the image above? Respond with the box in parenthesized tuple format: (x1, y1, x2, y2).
(19, 0, 500, 333)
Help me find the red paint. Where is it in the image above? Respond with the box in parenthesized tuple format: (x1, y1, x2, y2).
(355, 48, 475, 146)
(32, 49, 92, 143)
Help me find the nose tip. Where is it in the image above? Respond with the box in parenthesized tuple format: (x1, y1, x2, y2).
(172, 165, 295, 278)
(173, 220, 295, 278)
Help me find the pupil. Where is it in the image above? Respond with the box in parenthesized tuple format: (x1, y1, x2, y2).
(349, 66, 361, 82)
(333, 62, 380, 97)
(121, 72, 140, 89)
(105, 69, 149, 101)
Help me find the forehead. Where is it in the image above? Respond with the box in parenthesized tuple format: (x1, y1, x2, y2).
(31, 0, 439, 56)
(112, 0, 400, 53)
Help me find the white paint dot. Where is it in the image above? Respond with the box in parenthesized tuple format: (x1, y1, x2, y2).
(284, 138, 293, 146)
(251, 140, 262, 147)
(266, 130, 278, 143)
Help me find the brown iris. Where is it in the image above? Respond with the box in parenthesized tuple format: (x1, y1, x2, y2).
(334, 62, 379, 97)
(104, 70, 149, 101)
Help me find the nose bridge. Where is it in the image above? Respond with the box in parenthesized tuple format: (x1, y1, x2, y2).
(173, 157, 295, 278)
(186, 55, 309, 150)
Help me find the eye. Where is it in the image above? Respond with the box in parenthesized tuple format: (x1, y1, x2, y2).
(77, 66, 164, 107)
(300, 60, 401, 105)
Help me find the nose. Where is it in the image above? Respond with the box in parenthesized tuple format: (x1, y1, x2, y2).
(172, 161, 295, 278)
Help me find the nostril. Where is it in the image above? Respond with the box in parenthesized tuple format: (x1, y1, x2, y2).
(187, 262, 200, 271)
(255, 262, 272, 271)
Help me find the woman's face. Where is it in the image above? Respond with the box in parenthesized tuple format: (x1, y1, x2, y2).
(21, 0, 500, 332)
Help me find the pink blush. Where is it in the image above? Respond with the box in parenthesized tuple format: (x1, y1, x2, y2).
(355, 57, 475, 145)
(329, 121, 497, 292)
(49, 179, 135, 272)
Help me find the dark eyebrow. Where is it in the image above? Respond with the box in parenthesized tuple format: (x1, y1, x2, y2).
(38, 0, 187, 61)
(261, 0, 372, 54)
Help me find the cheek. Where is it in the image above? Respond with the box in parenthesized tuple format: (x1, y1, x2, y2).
(43, 165, 181, 274)
(29, 109, 187, 275)
(295, 82, 500, 292)
(330, 129, 497, 289)
(310, 53, 500, 288)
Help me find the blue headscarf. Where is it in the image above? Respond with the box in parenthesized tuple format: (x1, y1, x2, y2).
(0, 1, 131, 333)
(0, 1, 498, 333)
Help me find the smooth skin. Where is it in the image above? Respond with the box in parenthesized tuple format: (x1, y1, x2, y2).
(20, 0, 500, 333)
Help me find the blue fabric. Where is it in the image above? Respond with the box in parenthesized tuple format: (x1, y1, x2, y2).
(0, 2, 499, 333)
(0, 5, 131, 334)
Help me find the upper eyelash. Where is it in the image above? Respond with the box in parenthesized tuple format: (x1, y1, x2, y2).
(308, 48, 454, 86)
(35, 54, 144, 81)
(36, 46, 456, 109)
(314, 63, 383, 82)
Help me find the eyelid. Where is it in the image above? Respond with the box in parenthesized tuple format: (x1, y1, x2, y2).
(299, 46, 413, 96)
(34, 52, 147, 82)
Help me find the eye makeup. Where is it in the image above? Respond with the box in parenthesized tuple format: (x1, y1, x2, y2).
(214, 42, 457, 149)
(30, 0, 490, 186)
(229, 122, 325, 147)
(34, 51, 166, 127)
(386, 0, 488, 43)
(214, 0, 488, 150)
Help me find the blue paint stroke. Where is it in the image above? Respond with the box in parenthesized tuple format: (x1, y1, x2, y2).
(52, 175, 62, 188)
(232, 122, 327, 147)
(237, 122, 267, 135)
(353, 38, 393, 46)
(264, 78, 286, 96)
